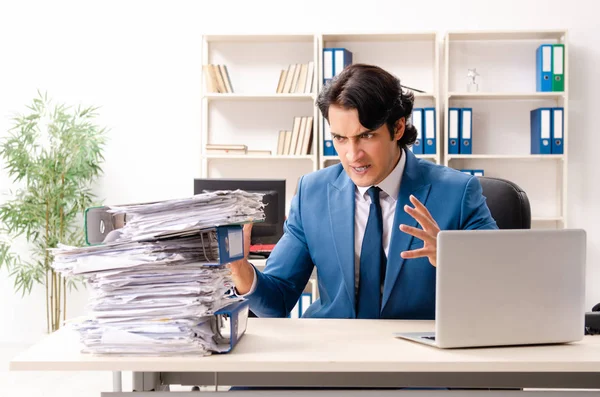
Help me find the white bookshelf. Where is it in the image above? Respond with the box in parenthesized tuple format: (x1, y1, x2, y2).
(443, 30, 568, 229)
(200, 34, 320, 215)
(203, 93, 316, 101)
(199, 30, 569, 242)
(316, 32, 442, 169)
(200, 32, 444, 207)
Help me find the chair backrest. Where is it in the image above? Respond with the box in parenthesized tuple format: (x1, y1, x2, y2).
(477, 176, 531, 229)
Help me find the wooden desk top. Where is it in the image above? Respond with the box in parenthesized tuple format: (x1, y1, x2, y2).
(10, 318, 600, 373)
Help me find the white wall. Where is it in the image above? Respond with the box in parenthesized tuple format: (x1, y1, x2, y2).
(1, 0, 598, 343)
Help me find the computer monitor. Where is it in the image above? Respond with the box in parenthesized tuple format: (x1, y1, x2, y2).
(193, 178, 286, 246)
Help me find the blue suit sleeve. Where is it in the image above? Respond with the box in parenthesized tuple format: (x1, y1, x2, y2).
(460, 176, 499, 230)
(245, 175, 314, 317)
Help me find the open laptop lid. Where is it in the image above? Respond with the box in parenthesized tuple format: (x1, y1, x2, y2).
(434, 229, 586, 348)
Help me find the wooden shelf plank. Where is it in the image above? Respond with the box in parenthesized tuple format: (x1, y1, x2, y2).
(448, 92, 565, 100)
(447, 30, 566, 41)
(448, 154, 564, 160)
(205, 154, 315, 160)
(203, 93, 315, 101)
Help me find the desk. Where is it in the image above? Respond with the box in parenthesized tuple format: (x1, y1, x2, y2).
(10, 318, 600, 396)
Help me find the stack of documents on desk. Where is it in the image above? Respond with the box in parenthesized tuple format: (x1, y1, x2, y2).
(50, 190, 263, 356)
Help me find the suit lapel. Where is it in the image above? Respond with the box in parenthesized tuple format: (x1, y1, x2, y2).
(328, 170, 356, 317)
(382, 150, 431, 312)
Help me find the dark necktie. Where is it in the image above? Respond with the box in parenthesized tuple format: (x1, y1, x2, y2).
(357, 186, 385, 319)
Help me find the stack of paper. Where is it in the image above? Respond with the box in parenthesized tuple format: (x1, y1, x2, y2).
(50, 190, 264, 356)
(107, 189, 265, 242)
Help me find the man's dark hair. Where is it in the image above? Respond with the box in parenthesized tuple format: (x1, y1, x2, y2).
(316, 63, 417, 149)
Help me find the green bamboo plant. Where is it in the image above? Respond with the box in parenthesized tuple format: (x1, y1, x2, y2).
(0, 91, 107, 332)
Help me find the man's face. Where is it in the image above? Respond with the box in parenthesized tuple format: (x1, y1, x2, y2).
(328, 105, 404, 187)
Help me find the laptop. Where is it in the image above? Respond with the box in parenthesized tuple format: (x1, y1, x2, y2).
(394, 229, 586, 348)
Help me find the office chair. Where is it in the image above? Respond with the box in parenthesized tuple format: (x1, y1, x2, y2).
(478, 177, 600, 336)
(477, 176, 531, 229)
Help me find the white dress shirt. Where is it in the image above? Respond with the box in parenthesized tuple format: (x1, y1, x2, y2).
(353, 149, 405, 295)
(242, 149, 406, 297)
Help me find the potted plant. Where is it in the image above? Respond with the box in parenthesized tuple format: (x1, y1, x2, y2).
(0, 91, 108, 332)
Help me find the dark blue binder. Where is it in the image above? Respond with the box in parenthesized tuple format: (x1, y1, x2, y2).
(332, 48, 353, 76)
(212, 299, 250, 353)
(323, 48, 334, 83)
(215, 225, 245, 264)
(323, 117, 337, 156)
(460, 169, 484, 176)
(459, 108, 473, 155)
(423, 108, 436, 155)
(411, 108, 424, 154)
(530, 107, 552, 155)
(448, 108, 461, 155)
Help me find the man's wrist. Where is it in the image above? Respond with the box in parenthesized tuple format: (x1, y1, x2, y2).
(231, 258, 255, 295)
(238, 264, 258, 297)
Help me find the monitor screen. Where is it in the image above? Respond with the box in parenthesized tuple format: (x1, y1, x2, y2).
(193, 178, 286, 246)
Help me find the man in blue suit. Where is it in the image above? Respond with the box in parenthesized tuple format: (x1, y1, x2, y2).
(230, 63, 498, 319)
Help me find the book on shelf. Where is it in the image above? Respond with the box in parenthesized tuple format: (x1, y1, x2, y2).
(205, 146, 273, 157)
(276, 116, 313, 155)
(203, 64, 234, 93)
(289, 116, 302, 154)
(277, 130, 291, 155)
(219, 65, 234, 93)
(276, 62, 314, 94)
(297, 116, 313, 155)
(276, 70, 288, 93)
(205, 144, 247, 154)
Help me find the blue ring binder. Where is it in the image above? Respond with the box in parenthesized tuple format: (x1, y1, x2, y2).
(212, 300, 250, 353)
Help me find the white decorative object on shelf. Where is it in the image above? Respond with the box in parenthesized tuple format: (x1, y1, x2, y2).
(466, 68, 480, 92)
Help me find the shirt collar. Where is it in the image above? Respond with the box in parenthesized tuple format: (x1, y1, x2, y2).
(356, 148, 406, 202)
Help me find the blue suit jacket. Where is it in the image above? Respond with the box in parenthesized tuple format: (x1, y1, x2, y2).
(246, 150, 498, 319)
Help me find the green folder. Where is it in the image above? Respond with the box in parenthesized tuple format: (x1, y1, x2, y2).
(552, 44, 565, 92)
